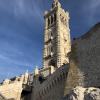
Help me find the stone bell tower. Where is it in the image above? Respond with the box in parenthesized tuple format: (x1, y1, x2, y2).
(43, 0, 71, 68)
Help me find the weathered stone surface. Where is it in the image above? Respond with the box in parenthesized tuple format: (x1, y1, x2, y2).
(66, 23, 100, 89)
(0, 72, 29, 100)
(0, 0, 100, 100)
(0, 93, 6, 100)
(65, 86, 85, 100)
(64, 87, 100, 100)
(84, 87, 100, 100)
(0, 81, 23, 100)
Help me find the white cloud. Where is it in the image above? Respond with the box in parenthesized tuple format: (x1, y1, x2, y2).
(0, 0, 43, 22)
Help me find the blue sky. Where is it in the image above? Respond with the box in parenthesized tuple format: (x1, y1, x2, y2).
(0, 0, 100, 82)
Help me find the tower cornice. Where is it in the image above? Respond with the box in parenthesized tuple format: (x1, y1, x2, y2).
(52, 0, 61, 9)
(54, 0, 59, 3)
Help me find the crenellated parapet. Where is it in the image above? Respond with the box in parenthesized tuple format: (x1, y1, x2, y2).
(32, 64, 69, 100)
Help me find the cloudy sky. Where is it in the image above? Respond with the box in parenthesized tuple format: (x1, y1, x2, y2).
(0, 0, 100, 82)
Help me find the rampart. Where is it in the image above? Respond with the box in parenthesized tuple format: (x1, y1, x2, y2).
(66, 23, 100, 90)
(31, 64, 69, 100)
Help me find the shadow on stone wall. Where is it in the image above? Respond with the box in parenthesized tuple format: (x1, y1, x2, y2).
(66, 23, 100, 90)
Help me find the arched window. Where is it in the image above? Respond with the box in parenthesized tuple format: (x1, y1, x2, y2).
(49, 59, 55, 67)
(51, 32, 53, 36)
(51, 16, 53, 24)
(48, 18, 50, 26)
(51, 46, 53, 53)
(54, 13, 56, 22)
(48, 32, 50, 40)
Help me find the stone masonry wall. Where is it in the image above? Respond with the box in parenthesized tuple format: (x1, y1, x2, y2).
(66, 23, 100, 89)
(31, 64, 69, 100)
(0, 81, 23, 100)
(64, 86, 100, 100)
(0, 72, 29, 100)
(0, 93, 6, 100)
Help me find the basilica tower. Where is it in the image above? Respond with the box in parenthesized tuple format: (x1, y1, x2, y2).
(43, 0, 71, 68)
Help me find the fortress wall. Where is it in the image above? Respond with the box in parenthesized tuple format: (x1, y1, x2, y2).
(31, 65, 69, 100)
(67, 23, 100, 88)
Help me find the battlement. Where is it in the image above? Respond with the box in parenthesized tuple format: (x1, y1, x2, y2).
(31, 64, 69, 100)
